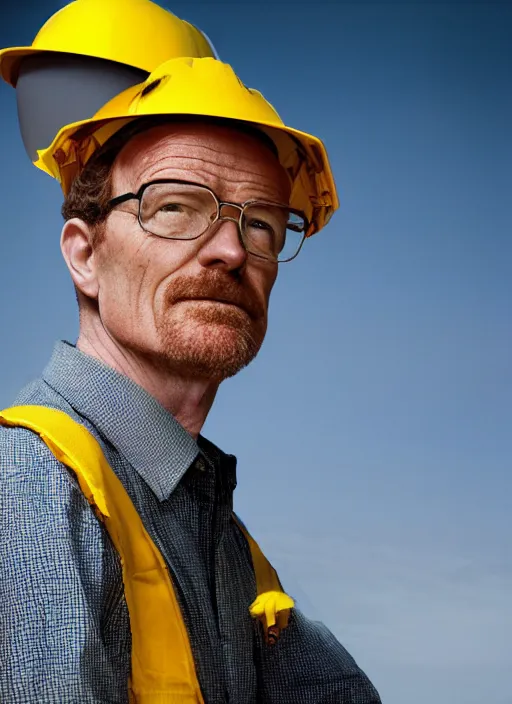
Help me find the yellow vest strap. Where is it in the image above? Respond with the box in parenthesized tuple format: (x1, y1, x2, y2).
(0, 405, 295, 698)
(0, 405, 204, 703)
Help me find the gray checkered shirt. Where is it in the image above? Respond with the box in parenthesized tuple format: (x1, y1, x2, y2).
(0, 341, 381, 703)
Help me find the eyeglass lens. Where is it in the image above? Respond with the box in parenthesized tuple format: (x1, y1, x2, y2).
(139, 182, 306, 262)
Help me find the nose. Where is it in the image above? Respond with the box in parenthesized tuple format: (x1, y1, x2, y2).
(196, 217, 248, 272)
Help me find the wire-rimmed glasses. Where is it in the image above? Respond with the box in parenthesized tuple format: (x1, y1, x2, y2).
(108, 179, 308, 263)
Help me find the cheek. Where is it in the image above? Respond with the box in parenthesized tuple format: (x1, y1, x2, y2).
(96, 231, 196, 322)
(98, 248, 149, 314)
(252, 262, 278, 308)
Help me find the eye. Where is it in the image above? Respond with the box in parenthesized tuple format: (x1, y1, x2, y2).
(247, 218, 274, 232)
(160, 202, 184, 213)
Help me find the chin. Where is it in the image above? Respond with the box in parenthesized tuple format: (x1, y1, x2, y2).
(157, 313, 266, 381)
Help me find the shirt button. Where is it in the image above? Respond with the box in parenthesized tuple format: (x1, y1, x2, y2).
(195, 457, 207, 472)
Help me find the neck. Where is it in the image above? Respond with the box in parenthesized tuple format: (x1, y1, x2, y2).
(76, 326, 219, 439)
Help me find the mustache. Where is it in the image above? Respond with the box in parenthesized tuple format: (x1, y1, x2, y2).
(164, 271, 265, 319)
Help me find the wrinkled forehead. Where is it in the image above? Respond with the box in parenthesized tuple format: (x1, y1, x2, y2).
(111, 119, 291, 201)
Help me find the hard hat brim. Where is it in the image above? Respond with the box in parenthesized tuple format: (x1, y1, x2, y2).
(0, 47, 43, 86)
(40, 110, 339, 234)
(0, 47, 114, 87)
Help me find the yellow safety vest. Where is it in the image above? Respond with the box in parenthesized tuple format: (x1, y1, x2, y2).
(0, 405, 294, 703)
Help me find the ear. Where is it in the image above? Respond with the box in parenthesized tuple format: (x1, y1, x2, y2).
(60, 218, 100, 299)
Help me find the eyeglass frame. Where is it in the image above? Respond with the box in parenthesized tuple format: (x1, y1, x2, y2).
(107, 178, 309, 263)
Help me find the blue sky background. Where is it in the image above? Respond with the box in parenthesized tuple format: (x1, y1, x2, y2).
(1, 2, 511, 702)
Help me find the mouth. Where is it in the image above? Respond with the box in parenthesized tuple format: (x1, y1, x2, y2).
(175, 297, 251, 315)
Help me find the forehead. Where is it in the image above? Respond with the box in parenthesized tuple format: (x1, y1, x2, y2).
(111, 122, 291, 203)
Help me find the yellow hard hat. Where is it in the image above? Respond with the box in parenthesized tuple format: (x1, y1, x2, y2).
(38, 57, 338, 236)
(0, 0, 216, 86)
(0, 0, 218, 167)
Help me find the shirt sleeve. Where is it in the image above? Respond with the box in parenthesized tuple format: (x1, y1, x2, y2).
(0, 426, 131, 704)
(255, 600, 382, 703)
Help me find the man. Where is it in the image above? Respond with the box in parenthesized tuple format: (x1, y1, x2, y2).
(0, 27, 381, 704)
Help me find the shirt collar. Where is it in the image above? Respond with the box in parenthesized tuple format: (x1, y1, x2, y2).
(42, 340, 202, 501)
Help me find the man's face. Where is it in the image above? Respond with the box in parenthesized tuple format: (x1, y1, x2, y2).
(91, 122, 290, 381)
